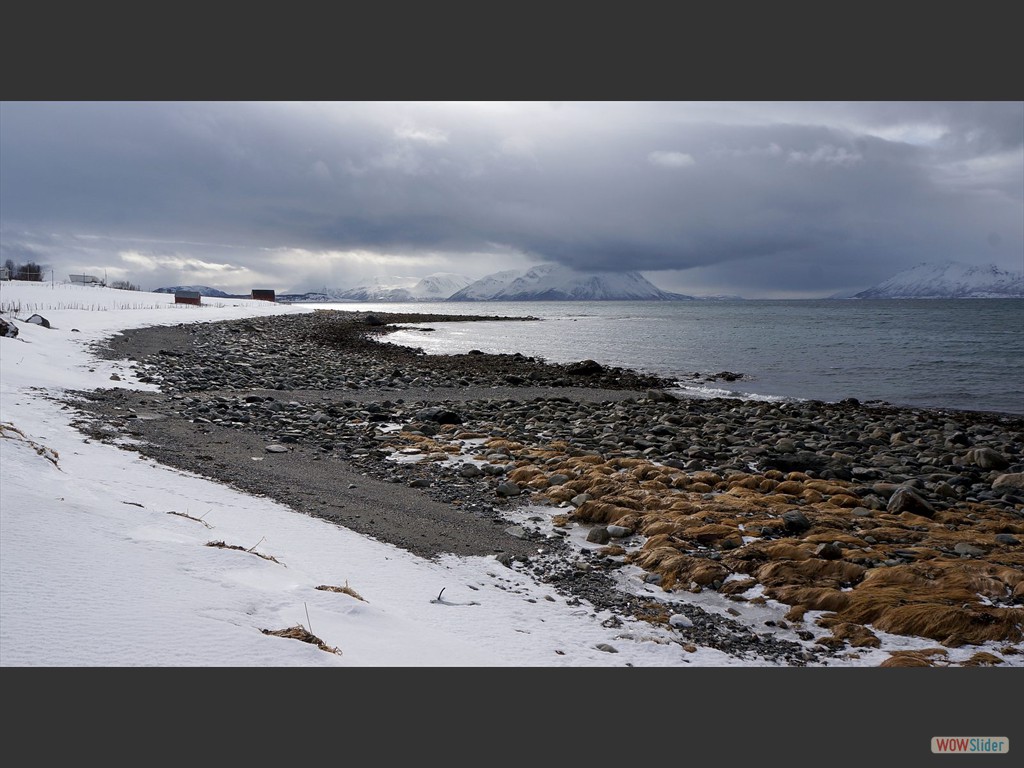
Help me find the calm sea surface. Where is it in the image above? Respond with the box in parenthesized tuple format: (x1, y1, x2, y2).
(301, 299, 1024, 416)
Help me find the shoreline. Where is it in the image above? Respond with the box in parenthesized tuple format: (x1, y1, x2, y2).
(68, 308, 1024, 665)
(363, 302, 1024, 419)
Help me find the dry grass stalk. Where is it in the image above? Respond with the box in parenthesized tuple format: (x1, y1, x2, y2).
(879, 653, 940, 668)
(768, 586, 851, 613)
(869, 603, 1023, 646)
(205, 540, 283, 564)
(823, 621, 881, 648)
(0, 421, 62, 469)
(960, 651, 1004, 666)
(261, 624, 342, 655)
(168, 510, 212, 528)
(315, 581, 367, 602)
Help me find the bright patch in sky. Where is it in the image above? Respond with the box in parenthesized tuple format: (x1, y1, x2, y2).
(647, 150, 696, 168)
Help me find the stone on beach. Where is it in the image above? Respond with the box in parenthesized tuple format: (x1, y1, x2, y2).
(993, 472, 1024, 490)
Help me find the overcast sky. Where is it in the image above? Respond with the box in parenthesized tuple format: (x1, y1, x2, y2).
(1, 101, 1021, 298)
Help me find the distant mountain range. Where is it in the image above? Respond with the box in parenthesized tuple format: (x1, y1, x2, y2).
(849, 261, 1024, 299)
(324, 273, 474, 301)
(258, 265, 696, 303)
(152, 261, 1024, 303)
(152, 285, 234, 298)
(449, 264, 692, 301)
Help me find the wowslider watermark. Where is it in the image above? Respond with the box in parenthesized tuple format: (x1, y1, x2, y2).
(932, 737, 1009, 754)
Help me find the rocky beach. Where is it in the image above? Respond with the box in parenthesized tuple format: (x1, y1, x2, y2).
(66, 309, 1024, 666)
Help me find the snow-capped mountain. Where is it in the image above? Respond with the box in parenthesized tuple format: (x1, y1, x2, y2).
(319, 273, 472, 302)
(324, 275, 418, 301)
(851, 261, 1024, 299)
(449, 264, 692, 301)
(152, 285, 233, 297)
(445, 269, 523, 300)
(407, 272, 473, 299)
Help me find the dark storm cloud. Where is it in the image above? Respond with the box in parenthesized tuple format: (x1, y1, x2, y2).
(1, 101, 1021, 297)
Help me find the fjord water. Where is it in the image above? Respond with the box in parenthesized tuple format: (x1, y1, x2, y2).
(309, 299, 1024, 416)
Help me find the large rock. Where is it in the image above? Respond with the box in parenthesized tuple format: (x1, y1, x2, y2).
(775, 438, 798, 454)
(782, 509, 812, 533)
(954, 542, 986, 557)
(966, 447, 1010, 471)
(586, 526, 611, 544)
(645, 389, 678, 403)
(566, 359, 604, 376)
(415, 406, 462, 425)
(886, 486, 935, 517)
(992, 473, 1024, 490)
(0, 317, 18, 338)
(26, 313, 51, 328)
(814, 542, 843, 560)
(495, 482, 521, 498)
(760, 451, 833, 475)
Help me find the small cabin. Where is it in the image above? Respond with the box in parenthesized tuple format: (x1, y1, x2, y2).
(70, 274, 102, 286)
(251, 289, 276, 302)
(0, 266, 9, 281)
(174, 290, 202, 306)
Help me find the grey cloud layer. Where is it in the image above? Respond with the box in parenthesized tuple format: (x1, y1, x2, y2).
(1, 101, 1021, 296)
